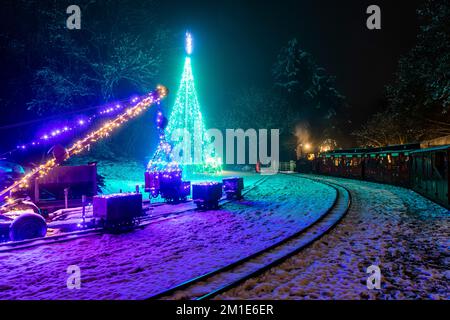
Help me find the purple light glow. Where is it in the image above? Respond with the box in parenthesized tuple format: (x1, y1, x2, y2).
(10, 90, 165, 155)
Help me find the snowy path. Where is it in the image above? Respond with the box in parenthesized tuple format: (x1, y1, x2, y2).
(218, 174, 449, 300)
(0, 174, 335, 300)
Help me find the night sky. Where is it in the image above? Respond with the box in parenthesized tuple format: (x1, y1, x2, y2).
(157, 0, 421, 127)
(0, 0, 423, 148)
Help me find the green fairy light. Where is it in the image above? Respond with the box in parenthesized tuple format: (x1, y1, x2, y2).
(164, 32, 221, 174)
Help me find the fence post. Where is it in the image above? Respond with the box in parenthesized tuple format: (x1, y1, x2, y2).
(81, 195, 86, 228)
(64, 188, 69, 209)
(34, 178, 40, 203)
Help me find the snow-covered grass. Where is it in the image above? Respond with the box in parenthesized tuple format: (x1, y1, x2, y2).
(0, 173, 335, 300)
(218, 174, 449, 300)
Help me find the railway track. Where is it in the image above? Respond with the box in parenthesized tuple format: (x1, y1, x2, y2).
(0, 176, 268, 253)
(147, 174, 351, 300)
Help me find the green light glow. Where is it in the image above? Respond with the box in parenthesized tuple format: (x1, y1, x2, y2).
(165, 54, 220, 174)
(151, 33, 222, 175)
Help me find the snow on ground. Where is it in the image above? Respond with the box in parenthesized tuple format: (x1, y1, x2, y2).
(0, 173, 335, 299)
(218, 174, 449, 300)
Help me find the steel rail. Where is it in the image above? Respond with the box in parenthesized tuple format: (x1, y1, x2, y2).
(146, 174, 350, 300)
(0, 176, 268, 253)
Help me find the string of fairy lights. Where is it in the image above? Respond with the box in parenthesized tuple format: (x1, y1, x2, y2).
(160, 32, 222, 174)
(163, 32, 211, 173)
(147, 110, 180, 173)
(1, 85, 168, 202)
(1, 96, 142, 158)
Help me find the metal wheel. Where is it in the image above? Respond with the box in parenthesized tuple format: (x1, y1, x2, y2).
(9, 213, 47, 241)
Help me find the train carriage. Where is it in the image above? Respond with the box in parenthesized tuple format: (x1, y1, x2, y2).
(314, 150, 365, 179)
(311, 143, 450, 209)
(410, 146, 450, 208)
(363, 150, 412, 187)
(342, 153, 364, 179)
(313, 154, 332, 175)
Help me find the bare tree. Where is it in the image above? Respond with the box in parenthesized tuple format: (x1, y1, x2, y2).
(24, 0, 171, 115)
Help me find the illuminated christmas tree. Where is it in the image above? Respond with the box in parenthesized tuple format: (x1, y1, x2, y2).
(164, 32, 221, 174)
(146, 32, 221, 176)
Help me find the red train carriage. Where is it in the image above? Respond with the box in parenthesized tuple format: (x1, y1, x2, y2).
(341, 153, 364, 179)
(363, 150, 411, 187)
(312, 143, 450, 209)
(313, 150, 365, 179)
(312, 154, 332, 175)
(314, 144, 417, 186)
